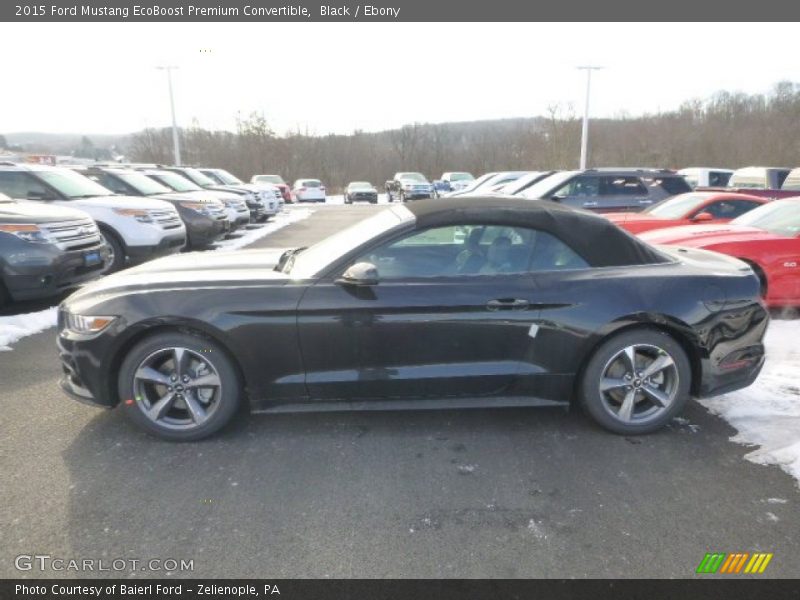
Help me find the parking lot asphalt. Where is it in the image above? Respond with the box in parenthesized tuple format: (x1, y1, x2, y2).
(1, 203, 799, 579)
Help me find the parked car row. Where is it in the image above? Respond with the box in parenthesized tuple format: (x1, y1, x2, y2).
(0, 161, 286, 307)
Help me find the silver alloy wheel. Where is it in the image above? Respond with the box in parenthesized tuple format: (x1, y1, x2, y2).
(99, 232, 115, 273)
(598, 343, 679, 424)
(132, 347, 223, 431)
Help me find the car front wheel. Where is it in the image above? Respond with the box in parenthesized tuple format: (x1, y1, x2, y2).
(579, 328, 690, 435)
(118, 331, 242, 441)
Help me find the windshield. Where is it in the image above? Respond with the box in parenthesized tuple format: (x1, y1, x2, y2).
(349, 182, 373, 189)
(398, 173, 427, 182)
(499, 171, 545, 194)
(732, 199, 800, 237)
(177, 168, 217, 187)
(286, 206, 414, 278)
(459, 172, 496, 193)
(255, 175, 284, 185)
(645, 193, 710, 218)
(449, 172, 474, 182)
(518, 171, 576, 199)
(112, 171, 172, 195)
(212, 169, 243, 185)
(36, 169, 113, 199)
(149, 171, 203, 192)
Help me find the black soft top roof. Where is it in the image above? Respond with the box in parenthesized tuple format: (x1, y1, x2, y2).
(405, 196, 669, 267)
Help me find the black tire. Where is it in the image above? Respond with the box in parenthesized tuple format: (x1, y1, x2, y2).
(118, 331, 242, 441)
(579, 327, 691, 435)
(98, 226, 126, 274)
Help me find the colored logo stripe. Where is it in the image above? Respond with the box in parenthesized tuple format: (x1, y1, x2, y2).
(697, 552, 773, 574)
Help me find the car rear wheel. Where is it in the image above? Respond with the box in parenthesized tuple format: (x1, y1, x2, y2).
(579, 328, 690, 435)
(118, 331, 242, 441)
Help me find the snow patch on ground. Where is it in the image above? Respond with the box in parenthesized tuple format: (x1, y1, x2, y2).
(699, 320, 800, 485)
(213, 208, 313, 251)
(0, 307, 58, 351)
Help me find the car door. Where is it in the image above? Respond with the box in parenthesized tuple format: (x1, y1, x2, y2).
(296, 224, 544, 400)
(599, 176, 651, 211)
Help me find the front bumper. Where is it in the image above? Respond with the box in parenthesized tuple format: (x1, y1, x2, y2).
(57, 327, 114, 407)
(2, 241, 110, 302)
(126, 232, 186, 264)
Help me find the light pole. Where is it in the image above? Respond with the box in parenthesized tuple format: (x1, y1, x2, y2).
(157, 65, 181, 166)
(577, 66, 602, 170)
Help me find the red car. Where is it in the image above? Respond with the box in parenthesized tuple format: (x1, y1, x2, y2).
(641, 197, 800, 307)
(604, 192, 768, 234)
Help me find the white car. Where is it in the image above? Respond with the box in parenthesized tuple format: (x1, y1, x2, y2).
(292, 179, 326, 203)
(677, 168, 734, 189)
(198, 168, 281, 218)
(0, 164, 186, 273)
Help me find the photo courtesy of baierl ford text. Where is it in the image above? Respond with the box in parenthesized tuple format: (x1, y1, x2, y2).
(1, 1, 800, 599)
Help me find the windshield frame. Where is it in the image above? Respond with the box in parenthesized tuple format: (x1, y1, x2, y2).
(286, 205, 414, 279)
(174, 168, 218, 188)
(644, 193, 712, 218)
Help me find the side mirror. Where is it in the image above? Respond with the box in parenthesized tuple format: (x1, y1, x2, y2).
(337, 262, 379, 286)
(692, 212, 713, 222)
(550, 194, 565, 202)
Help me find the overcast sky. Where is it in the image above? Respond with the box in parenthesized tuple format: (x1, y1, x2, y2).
(1, 22, 797, 136)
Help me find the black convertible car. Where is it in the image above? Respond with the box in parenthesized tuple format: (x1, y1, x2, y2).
(58, 197, 768, 441)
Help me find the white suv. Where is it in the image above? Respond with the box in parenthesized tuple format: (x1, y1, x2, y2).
(0, 164, 186, 272)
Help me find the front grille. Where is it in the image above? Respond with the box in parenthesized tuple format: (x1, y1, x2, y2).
(150, 209, 183, 230)
(40, 218, 102, 251)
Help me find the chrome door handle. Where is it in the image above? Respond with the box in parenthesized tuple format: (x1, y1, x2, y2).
(487, 298, 530, 311)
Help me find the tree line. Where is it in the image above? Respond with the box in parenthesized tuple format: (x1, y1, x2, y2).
(128, 82, 800, 191)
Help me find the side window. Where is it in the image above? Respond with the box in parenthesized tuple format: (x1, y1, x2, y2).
(701, 200, 762, 219)
(0, 172, 53, 200)
(554, 176, 600, 197)
(603, 177, 648, 196)
(352, 224, 588, 279)
(93, 173, 129, 195)
(709, 171, 732, 187)
(652, 176, 692, 195)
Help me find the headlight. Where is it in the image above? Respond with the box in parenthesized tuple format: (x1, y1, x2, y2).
(0, 224, 54, 244)
(65, 314, 116, 335)
(402, 184, 413, 190)
(113, 208, 153, 223)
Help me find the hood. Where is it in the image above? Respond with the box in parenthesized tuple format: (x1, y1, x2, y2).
(0, 200, 92, 223)
(66, 248, 293, 303)
(640, 224, 785, 247)
(150, 191, 220, 204)
(63, 195, 176, 211)
(204, 184, 252, 196)
(400, 179, 431, 186)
